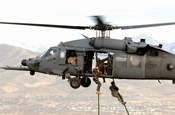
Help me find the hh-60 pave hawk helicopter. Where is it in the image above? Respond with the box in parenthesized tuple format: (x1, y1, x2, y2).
(1, 16, 175, 89)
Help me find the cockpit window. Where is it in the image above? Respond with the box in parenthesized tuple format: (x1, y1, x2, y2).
(44, 49, 57, 60)
(39, 51, 46, 58)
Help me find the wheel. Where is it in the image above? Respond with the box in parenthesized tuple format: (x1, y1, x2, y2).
(70, 77, 81, 89)
(30, 71, 35, 76)
(81, 77, 91, 88)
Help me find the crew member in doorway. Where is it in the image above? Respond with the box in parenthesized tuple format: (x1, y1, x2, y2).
(93, 67, 102, 94)
(68, 52, 77, 65)
(96, 57, 108, 74)
(109, 81, 127, 105)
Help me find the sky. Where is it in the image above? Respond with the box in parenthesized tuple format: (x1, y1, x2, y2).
(0, 0, 175, 47)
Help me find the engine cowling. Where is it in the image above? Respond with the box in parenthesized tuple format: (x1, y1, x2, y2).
(89, 37, 126, 50)
(89, 37, 148, 54)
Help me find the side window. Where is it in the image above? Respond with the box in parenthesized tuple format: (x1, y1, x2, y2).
(59, 49, 66, 65)
(116, 54, 127, 67)
(60, 51, 65, 58)
(130, 56, 141, 68)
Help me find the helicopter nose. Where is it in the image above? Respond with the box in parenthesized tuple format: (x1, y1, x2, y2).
(31, 60, 40, 68)
(21, 59, 40, 71)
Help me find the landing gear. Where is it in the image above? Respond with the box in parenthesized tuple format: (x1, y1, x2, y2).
(30, 71, 35, 76)
(69, 77, 91, 89)
(81, 77, 91, 88)
(172, 80, 175, 84)
(70, 77, 81, 89)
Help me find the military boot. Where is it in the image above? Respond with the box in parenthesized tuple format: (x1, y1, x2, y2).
(121, 102, 127, 105)
(104, 70, 106, 75)
(96, 91, 102, 94)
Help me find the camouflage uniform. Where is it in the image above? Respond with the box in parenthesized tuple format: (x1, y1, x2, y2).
(68, 56, 77, 65)
(93, 67, 102, 91)
(96, 57, 108, 74)
(109, 82, 126, 104)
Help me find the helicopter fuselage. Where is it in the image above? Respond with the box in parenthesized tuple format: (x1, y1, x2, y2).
(32, 38, 175, 82)
(2, 37, 175, 89)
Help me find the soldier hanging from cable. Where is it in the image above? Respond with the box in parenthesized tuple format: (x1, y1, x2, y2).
(109, 81, 127, 105)
(93, 53, 109, 94)
(93, 67, 102, 94)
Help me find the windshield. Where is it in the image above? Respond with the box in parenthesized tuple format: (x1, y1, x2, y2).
(40, 48, 57, 60)
(39, 51, 46, 58)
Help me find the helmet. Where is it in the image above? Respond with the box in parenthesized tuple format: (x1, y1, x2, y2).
(71, 52, 75, 56)
(93, 67, 99, 71)
(111, 81, 115, 85)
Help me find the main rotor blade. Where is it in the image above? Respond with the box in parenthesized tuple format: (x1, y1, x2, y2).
(117, 22, 175, 30)
(91, 16, 107, 29)
(95, 16, 105, 27)
(0, 22, 89, 30)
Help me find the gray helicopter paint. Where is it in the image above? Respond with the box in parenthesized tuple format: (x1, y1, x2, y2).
(1, 37, 175, 81)
(113, 53, 146, 79)
(39, 47, 58, 74)
(76, 52, 86, 71)
(60, 39, 93, 48)
(91, 38, 126, 50)
(0, 66, 30, 71)
(58, 49, 67, 65)
(57, 48, 83, 75)
(59, 38, 175, 80)
(37, 38, 175, 81)
(145, 49, 175, 80)
(60, 37, 149, 54)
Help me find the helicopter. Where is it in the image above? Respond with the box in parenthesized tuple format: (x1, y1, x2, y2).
(1, 16, 175, 89)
